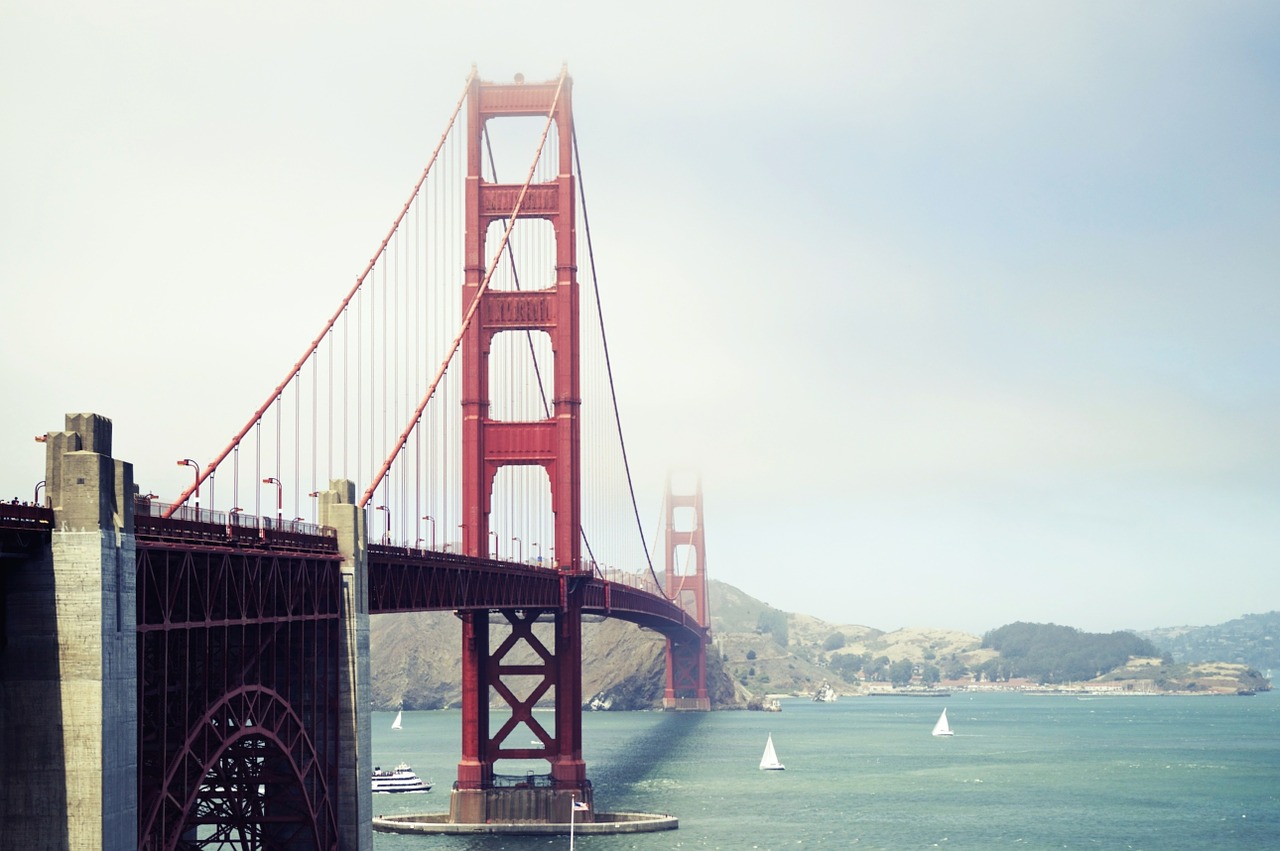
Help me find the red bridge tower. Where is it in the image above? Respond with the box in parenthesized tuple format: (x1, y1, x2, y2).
(454, 69, 588, 823)
(663, 474, 712, 711)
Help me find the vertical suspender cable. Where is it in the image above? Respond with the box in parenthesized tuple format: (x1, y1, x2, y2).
(359, 68, 570, 509)
(161, 69, 476, 516)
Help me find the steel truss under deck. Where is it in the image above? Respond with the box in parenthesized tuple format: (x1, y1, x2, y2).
(136, 541, 344, 851)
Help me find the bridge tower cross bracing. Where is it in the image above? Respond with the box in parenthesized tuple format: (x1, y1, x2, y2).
(455, 69, 589, 823)
(662, 474, 712, 711)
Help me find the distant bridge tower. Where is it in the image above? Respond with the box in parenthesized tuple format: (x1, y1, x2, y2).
(455, 69, 589, 823)
(662, 474, 711, 710)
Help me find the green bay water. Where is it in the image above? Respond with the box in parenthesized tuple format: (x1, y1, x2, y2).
(371, 692, 1279, 849)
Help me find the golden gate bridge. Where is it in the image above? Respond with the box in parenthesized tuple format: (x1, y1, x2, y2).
(0, 67, 711, 850)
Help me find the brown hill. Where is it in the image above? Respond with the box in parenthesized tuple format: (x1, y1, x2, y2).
(371, 612, 685, 711)
(1092, 657, 1270, 694)
(369, 581, 991, 709)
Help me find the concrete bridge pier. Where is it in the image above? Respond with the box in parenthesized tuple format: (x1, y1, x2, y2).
(317, 480, 374, 851)
(1, 413, 137, 850)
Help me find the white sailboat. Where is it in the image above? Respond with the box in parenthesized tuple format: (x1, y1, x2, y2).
(391, 709, 403, 731)
(759, 733, 785, 770)
(931, 708, 954, 737)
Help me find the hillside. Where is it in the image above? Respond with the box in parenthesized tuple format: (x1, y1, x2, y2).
(1092, 657, 1270, 694)
(368, 580, 1270, 709)
(370, 612, 670, 711)
(369, 581, 999, 709)
(708, 580, 994, 698)
(1139, 611, 1279, 675)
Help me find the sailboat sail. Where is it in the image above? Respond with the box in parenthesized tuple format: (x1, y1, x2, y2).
(391, 710, 403, 731)
(759, 733, 785, 770)
(931, 708, 953, 737)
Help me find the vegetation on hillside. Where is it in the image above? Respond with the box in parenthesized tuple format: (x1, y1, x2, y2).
(980, 622, 1162, 684)
(369, 582, 1270, 709)
(1140, 611, 1280, 675)
(756, 607, 789, 648)
(1093, 657, 1271, 693)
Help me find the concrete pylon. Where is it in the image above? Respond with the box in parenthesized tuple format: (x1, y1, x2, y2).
(317, 480, 373, 851)
(0, 413, 137, 849)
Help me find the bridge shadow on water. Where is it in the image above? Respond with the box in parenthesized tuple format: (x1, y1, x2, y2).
(588, 710, 711, 792)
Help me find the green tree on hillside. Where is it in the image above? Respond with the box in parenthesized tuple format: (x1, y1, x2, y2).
(756, 608, 789, 648)
(982, 622, 1160, 684)
(864, 655, 891, 682)
(829, 653, 862, 683)
(889, 659, 914, 687)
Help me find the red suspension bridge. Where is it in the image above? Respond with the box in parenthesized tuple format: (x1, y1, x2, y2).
(0, 67, 711, 851)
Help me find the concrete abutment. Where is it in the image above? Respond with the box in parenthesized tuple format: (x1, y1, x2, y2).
(1, 413, 137, 850)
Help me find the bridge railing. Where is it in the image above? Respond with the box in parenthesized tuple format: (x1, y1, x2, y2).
(595, 564, 665, 597)
(134, 497, 337, 552)
(0, 500, 54, 531)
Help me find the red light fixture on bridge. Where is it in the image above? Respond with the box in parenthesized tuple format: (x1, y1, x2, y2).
(422, 515, 436, 549)
(375, 505, 390, 544)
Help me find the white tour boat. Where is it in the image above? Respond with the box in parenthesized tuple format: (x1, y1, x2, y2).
(372, 762, 432, 793)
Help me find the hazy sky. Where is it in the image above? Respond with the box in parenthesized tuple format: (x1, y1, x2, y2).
(3, 2, 1278, 635)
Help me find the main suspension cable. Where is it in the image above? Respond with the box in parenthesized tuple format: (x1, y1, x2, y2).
(571, 123, 670, 598)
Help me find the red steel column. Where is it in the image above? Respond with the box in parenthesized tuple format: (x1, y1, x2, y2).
(456, 72, 492, 802)
(457, 70, 586, 815)
(663, 475, 711, 710)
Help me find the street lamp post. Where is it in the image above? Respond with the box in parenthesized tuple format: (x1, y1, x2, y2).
(376, 505, 390, 544)
(262, 477, 282, 525)
(531, 541, 540, 564)
(178, 458, 201, 512)
(512, 536, 523, 563)
(489, 530, 498, 559)
(422, 515, 436, 549)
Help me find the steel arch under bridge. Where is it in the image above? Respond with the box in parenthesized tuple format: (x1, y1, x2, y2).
(134, 527, 345, 851)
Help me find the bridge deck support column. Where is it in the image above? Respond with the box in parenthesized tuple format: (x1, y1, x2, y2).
(319, 480, 373, 851)
(1, 413, 136, 850)
(449, 598, 594, 825)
